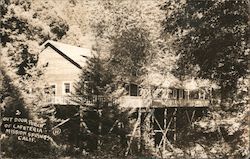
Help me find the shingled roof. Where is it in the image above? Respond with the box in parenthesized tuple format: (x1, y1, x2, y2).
(41, 40, 92, 69)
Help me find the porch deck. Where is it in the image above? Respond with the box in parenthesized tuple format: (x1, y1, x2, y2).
(119, 96, 209, 108)
(43, 95, 209, 107)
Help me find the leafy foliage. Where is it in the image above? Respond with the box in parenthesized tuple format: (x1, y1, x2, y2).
(1, 137, 59, 159)
(162, 0, 249, 158)
(74, 57, 113, 98)
(1, 0, 69, 75)
(0, 1, 70, 157)
(0, 67, 60, 159)
(162, 0, 249, 100)
(72, 56, 130, 154)
(108, 27, 151, 78)
(89, 0, 169, 83)
(1, 0, 249, 158)
(0, 0, 71, 118)
(0, 67, 29, 119)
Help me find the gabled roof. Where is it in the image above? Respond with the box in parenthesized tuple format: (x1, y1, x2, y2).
(41, 40, 92, 69)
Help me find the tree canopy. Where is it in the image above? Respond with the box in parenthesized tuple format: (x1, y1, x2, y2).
(1, 0, 249, 158)
(162, 0, 249, 100)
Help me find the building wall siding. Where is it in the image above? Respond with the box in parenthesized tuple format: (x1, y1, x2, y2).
(39, 46, 82, 96)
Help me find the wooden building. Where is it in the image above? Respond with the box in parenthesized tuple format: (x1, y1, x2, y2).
(38, 41, 212, 154)
(38, 40, 92, 105)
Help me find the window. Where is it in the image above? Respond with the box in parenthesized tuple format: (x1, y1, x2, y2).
(173, 89, 177, 99)
(125, 83, 140, 96)
(168, 89, 173, 99)
(64, 83, 70, 93)
(130, 84, 139, 96)
(177, 89, 184, 99)
(189, 91, 199, 99)
(44, 84, 56, 95)
(51, 84, 56, 95)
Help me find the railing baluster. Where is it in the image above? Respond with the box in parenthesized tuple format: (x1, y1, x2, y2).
(42, 93, 209, 107)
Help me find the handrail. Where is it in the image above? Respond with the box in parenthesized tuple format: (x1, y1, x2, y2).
(152, 98, 209, 107)
(119, 96, 209, 108)
(44, 95, 106, 105)
(42, 95, 209, 107)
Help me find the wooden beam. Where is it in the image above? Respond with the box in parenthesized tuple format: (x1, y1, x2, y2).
(125, 108, 141, 156)
(163, 109, 167, 151)
(190, 110, 196, 127)
(138, 107, 142, 152)
(174, 108, 177, 142)
(185, 110, 192, 126)
(156, 109, 177, 153)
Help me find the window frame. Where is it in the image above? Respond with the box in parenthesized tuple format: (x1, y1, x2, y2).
(173, 89, 177, 99)
(129, 83, 140, 96)
(49, 83, 57, 95)
(63, 82, 71, 94)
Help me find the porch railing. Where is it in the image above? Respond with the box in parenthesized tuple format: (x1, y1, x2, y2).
(44, 95, 106, 105)
(43, 95, 209, 107)
(119, 96, 210, 108)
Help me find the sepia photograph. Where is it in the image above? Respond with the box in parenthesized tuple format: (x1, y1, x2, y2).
(0, 0, 249, 158)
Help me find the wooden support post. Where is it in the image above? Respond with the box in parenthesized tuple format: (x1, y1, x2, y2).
(190, 110, 196, 125)
(98, 109, 102, 151)
(125, 108, 141, 156)
(151, 108, 155, 148)
(185, 109, 196, 127)
(185, 110, 192, 126)
(163, 108, 167, 151)
(156, 109, 177, 153)
(153, 112, 164, 151)
(174, 108, 177, 142)
(138, 107, 142, 152)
